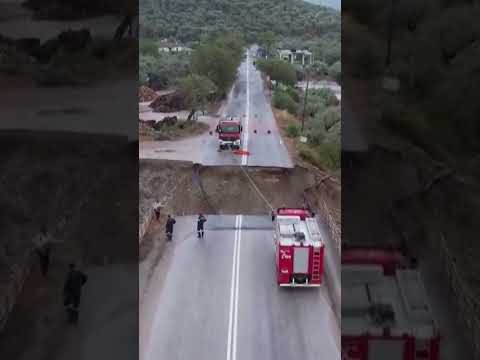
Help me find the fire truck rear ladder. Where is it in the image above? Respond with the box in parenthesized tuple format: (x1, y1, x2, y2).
(306, 218, 322, 282)
(312, 249, 322, 281)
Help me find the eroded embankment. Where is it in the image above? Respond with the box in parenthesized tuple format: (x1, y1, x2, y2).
(139, 159, 341, 297)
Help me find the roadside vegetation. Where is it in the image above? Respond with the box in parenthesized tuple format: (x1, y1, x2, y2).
(345, 1, 480, 161)
(139, 34, 243, 92)
(140, 0, 340, 82)
(139, 119, 209, 141)
(140, 0, 338, 43)
(256, 58, 340, 171)
(287, 87, 340, 172)
(139, 0, 340, 166)
(139, 39, 191, 88)
(139, 33, 244, 140)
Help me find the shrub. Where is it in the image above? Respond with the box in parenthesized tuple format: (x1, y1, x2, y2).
(317, 140, 341, 170)
(285, 86, 300, 102)
(286, 123, 300, 138)
(273, 89, 298, 115)
(311, 88, 339, 107)
(139, 39, 159, 56)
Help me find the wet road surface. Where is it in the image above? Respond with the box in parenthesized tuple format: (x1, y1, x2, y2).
(142, 216, 340, 360)
(139, 50, 293, 168)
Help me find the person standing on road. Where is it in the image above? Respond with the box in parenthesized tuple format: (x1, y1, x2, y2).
(197, 214, 207, 238)
(33, 225, 53, 277)
(153, 199, 162, 221)
(63, 263, 88, 324)
(165, 215, 176, 241)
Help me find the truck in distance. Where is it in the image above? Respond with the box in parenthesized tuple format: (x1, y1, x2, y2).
(215, 117, 243, 150)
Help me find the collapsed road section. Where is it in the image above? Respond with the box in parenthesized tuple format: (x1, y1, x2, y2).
(139, 159, 341, 360)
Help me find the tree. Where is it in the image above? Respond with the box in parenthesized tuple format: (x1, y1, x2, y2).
(191, 34, 243, 96)
(312, 87, 339, 107)
(258, 31, 277, 57)
(256, 59, 297, 87)
(138, 52, 190, 88)
(272, 89, 298, 114)
(179, 74, 217, 121)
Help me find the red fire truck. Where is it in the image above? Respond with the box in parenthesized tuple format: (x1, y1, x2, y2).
(273, 208, 325, 287)
(342, 248, 440, 360)
(215, 117, 243, 150)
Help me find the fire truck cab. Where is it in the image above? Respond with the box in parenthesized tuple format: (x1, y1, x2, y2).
(215, 116, 243, 150)
(273, 208, 325, 287)
(342, 248, 440, 360)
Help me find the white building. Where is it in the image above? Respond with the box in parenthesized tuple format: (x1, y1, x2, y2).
(278, 49, 314, 66)
(158, 41, 192, 54)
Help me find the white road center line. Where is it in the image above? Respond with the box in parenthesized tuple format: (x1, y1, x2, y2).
(242, 51, 250, 166)
(232, 215, 242, 360)
(227, 215, 242, 360)
(227, 215, 239, 360)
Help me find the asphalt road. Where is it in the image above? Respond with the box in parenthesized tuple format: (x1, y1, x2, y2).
(142, 216, 340, 360)
(139, 49, 293, 168)
(55, 265, 138, 360)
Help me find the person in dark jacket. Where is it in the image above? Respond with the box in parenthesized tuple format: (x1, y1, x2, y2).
(197, 214, 207, 238)
(165, 215, 176, 241)
(64, 263, 88, 324)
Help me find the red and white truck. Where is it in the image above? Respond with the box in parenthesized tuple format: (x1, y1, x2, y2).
(215, 117, 243, 150)
(342, 248, 440, 360)
(273, 208, 325, 287)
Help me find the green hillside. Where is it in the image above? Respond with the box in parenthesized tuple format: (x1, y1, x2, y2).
(139, 0, 340, 43)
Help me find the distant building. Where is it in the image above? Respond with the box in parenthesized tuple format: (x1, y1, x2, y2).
(158, 40, 192, 54)
(278, 49, 314, 66)
(256, 47, 267, 59)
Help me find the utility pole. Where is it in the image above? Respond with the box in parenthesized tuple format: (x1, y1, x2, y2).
(301, 65, 310, 133)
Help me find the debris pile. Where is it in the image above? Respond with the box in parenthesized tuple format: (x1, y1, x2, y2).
(149, 91, 185, 112)
(138, 86, 157, 102)
(139, 116, 178, 131)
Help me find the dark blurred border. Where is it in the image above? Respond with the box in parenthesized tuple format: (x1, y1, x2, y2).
(342, 0, 478, 359)
(0, 1, 139, 359)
